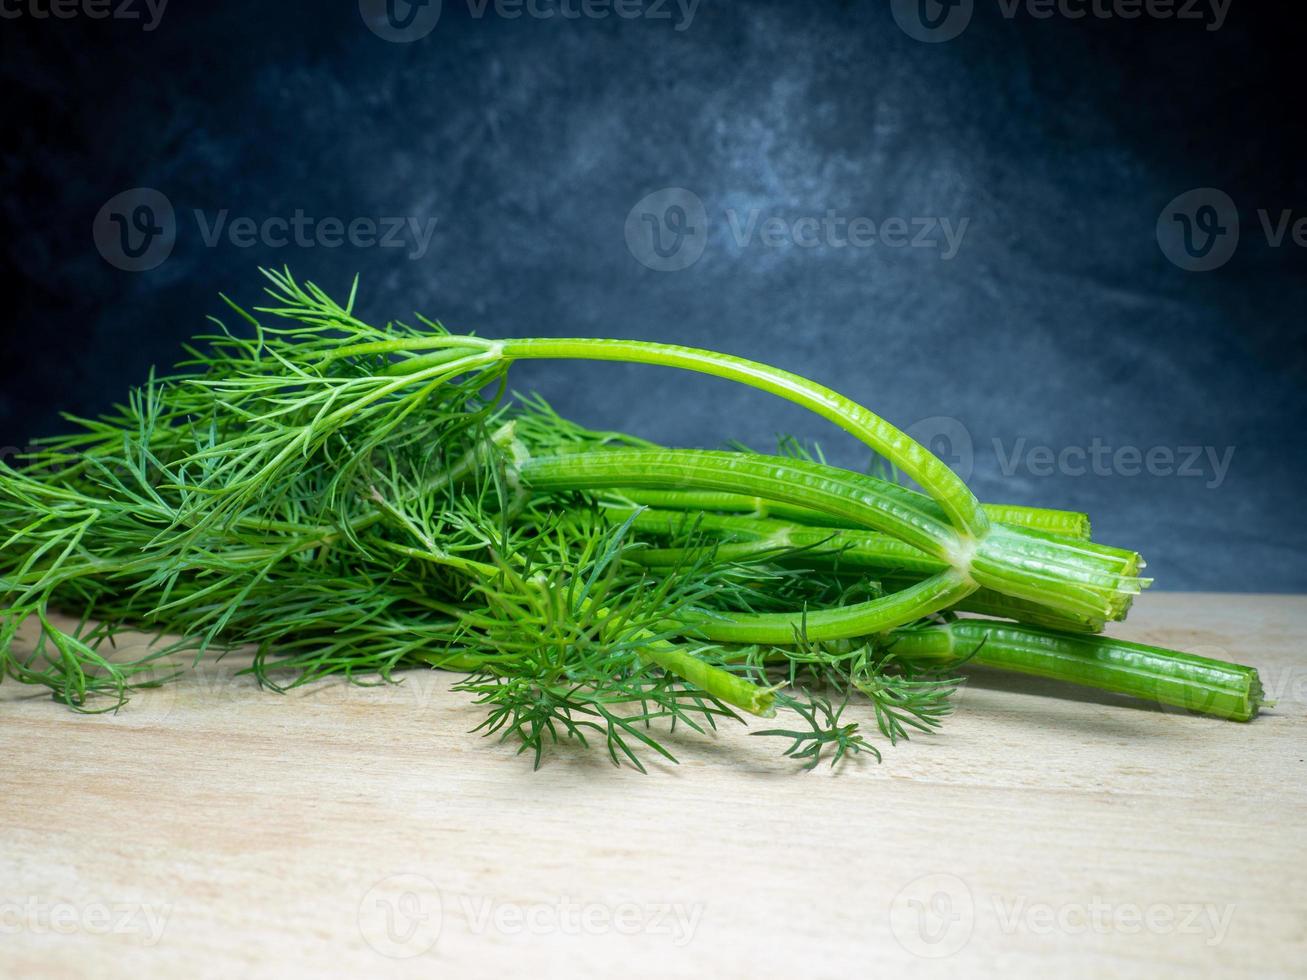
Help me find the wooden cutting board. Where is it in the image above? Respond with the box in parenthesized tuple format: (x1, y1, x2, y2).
(3, 594, 1304, 978)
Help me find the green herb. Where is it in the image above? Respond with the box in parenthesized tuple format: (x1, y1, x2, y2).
(0, 269, 1266, 770)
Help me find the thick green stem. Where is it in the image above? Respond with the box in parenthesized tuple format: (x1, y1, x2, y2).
(684, 570, 975, 645)
(615, 508, 1111, 632)
(616, 518, 1098, 634)
(527, 451, 984, 639)
(520, 449, 1146, 624)
(611, 501, 1124, 632)
(382, 336, 990, 539)
(638, 639, 776, 717)
(614, 489, 1092, 540)
(888, 619, 1264, 722)
(931, 589, 1103, 634)
(969, 524, 1142, 623)
(617, 506, 949, 575)
(523, 449, 963, 560)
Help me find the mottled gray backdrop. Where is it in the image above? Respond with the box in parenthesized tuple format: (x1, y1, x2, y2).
(2, 1, 1303, 589)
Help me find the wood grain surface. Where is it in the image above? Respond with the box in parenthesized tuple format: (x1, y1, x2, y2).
(3, 594, 1304, 979)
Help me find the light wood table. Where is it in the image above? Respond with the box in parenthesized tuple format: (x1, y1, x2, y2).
(3, 595, 1304, 978)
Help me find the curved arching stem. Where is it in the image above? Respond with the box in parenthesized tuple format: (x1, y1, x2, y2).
(379, 336, 990, 540)
(683, 569, 975, 645)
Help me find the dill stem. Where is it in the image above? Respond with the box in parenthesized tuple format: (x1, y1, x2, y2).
(524, 450, 962, 558)
(888, 619, 1265, 722)
(520, 450, 1143, 624)
(618, 507, 946, 574)
(616, 507, 1106, 632)
(384, 336, 990, 539)
(615, 489, 1092, 540)
(683, 569, 975, 644)
(638, 639, 776, 717)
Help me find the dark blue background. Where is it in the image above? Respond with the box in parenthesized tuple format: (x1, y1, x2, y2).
(2, 1, 1303, 590)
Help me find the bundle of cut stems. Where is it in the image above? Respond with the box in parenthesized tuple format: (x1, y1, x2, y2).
(0, 271, 1264, 769)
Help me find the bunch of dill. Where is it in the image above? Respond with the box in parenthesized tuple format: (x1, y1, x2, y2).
(0, 273, 960, 770)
